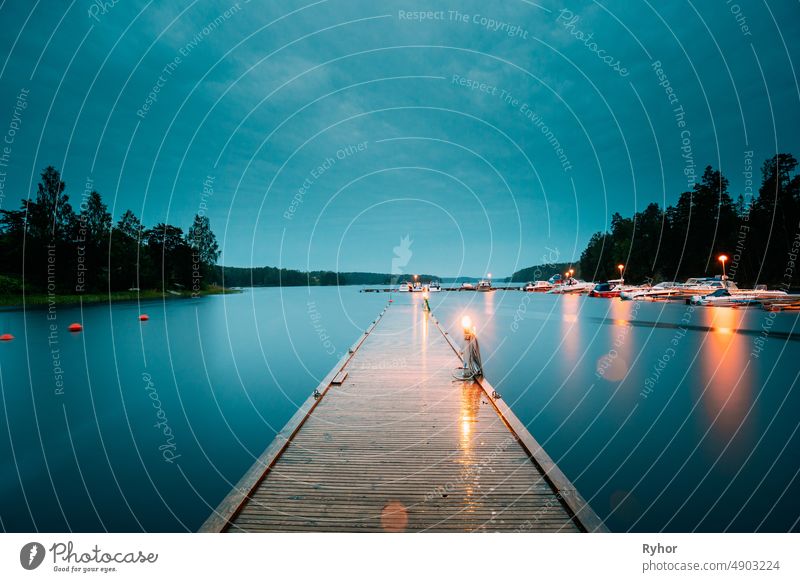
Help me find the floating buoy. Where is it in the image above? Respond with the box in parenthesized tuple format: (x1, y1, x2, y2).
(0, 333, 14, 341)
(68, 323, 83, 332)
(139, 314, 149, 321)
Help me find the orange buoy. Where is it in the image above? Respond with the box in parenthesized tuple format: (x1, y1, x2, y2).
(0, 333, 14, 341)
(138, 314, 149, 321)
(68, 323, 83, 332)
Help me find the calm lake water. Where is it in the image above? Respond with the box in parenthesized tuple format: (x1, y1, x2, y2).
(1, 287, 798, 532)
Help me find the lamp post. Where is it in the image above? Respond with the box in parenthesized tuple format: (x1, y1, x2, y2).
(718, 254, 728, 281)
(618, 263, 624, 281)
(423, 291, 430, 312)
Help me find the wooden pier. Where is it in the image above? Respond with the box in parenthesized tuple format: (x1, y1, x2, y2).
(200, 302, 606, 533)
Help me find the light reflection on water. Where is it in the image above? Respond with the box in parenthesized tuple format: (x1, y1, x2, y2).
(0, 287, 797, 532)
(428, 289, 799, 532)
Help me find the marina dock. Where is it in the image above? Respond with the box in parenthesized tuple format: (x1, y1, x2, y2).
(200, 302, 606, 533)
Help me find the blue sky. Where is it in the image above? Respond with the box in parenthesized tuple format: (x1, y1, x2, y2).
(0, 0, 798, 277)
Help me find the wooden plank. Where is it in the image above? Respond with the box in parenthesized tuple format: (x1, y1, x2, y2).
(201, 302, 604, 533)
(198, 309, 388, 532)
(432, 315, 609, 533)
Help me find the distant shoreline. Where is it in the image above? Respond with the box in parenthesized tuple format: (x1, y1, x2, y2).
(0, 285, 238, 309)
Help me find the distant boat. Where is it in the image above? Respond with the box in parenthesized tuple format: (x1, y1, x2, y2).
(461, 282, 475, 290)
(689, 288, 761, 307)
(428, 281, 441, 292)
(477, 279, 493, 292)
(411, 281, 423, 292)
(588, 279, 638, 298)
(524, 281, 552, 292)
(547, 278, 593, 294)
(398, 281, 411, 292)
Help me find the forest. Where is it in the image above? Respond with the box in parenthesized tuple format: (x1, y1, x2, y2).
(0, 166, 435, 297)
(3, 154, 798, 298)
(579, 153, 800, 287)
(0, 166, 220, 297)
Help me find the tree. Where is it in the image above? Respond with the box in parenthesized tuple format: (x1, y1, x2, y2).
(0, 208, 26, 276)
(74, 191, 112, 292)
(110, 210, 145, 290)
(79, 191, 111, 241)
(748, 154, 800, 285)
(26, 166, 74, 241)
(146, 223, 191, 288)
(186, 214, 220, 266)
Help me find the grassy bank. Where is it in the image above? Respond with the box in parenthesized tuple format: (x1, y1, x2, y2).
(0, 285, 239, 308)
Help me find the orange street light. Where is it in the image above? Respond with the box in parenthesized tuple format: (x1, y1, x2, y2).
(718, 254, 728, 279)
(618, 264, 624, 278)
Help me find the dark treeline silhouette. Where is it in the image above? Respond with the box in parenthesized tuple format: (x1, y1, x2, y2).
(580, 154, 800, 288)
(217, 266, 439, 287)
(0, 166, 220, 295)
(509, 262, 574, 283)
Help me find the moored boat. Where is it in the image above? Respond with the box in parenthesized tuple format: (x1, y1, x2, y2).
(689, 288, 761, 307)
(588, 279, 638, 298)
(477, 279, 493, 292)
(524, 281, 552, 292)
(547, 278, 594, 294)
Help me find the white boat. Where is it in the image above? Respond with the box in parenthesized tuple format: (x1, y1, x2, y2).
(397, 281, 411, 292)
(624, 276, 788, 302)
(620, 282, 674, 301)
(689, 288, 761, 307)
(588, 279, 640, 298)
(623, 278, 727, 301)
(524, 281, 552, 292)
(732, 284, 788, 299)
(411, 281, 423, 292)
(547, 278, 593, 294)
(761, 295, 800, 311)
(460, 282, 475, 290)
(477, 279, 492, 291)
(428, 281, 441, 292)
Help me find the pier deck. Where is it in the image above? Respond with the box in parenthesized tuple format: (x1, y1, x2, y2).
(201, 302, 606, 532)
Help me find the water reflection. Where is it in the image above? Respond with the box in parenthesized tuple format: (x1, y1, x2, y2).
(595, 299, 632, 382)
(560, 294, 580, 373)
(699, 307, 753, 451)
(459, 383, 483, 503)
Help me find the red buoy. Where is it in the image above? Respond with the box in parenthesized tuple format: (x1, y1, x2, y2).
(0, 333, 13, 341)
(138, 314, 149, 321)
(68, 323, 83, 332)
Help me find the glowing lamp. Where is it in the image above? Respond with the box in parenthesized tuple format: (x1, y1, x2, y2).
(718, 254, 728, 280)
